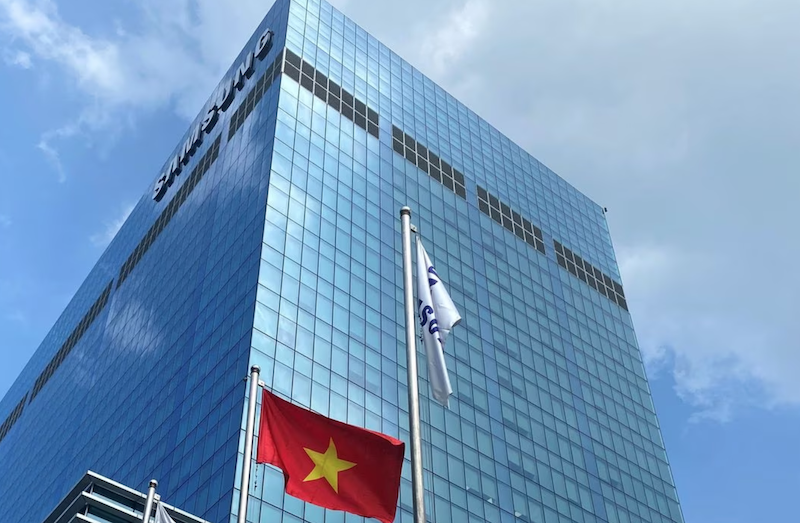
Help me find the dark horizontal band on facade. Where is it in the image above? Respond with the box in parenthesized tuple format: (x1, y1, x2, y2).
(554, 240, 628, 311)
(0, 393, 27, 445)
(118, 136, 222, 289)
(228, 51, 284, 141)
(7, 117, 224, 445)
(391, 125, 467, 199)
(477, 185, 546, 255)
(30, 279, 113, 404)
(283, 49, 380, 139)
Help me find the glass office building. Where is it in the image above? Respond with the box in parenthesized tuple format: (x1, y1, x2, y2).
(0, 1, 684, 522)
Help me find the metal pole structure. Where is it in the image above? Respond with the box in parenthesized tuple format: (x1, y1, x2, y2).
(141, 479, 157, 523)
(238, 365, 261, 523)
(400, 206, 426, 523)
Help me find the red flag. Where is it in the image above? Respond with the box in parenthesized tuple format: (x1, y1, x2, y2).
(257, 389, 405, 523)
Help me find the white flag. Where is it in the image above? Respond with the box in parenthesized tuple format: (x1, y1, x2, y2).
(416, 237, 461, 406)
(155, 502, 177, 523)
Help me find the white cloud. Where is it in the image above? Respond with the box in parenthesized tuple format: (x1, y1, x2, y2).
(36, 122, 78, 182)
(0, 0, 122, 96)
(418, 0, 489, 77)
(0, 0, 273, 179)
(618, 242, 799, 422)
(2, 47, 31, 68)
(36, 139, 65, 182)
(0, 214, 10, 228)
(90, 204, 134, 247)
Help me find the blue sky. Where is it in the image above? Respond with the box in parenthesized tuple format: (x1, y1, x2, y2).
(0, 0, 798, 521)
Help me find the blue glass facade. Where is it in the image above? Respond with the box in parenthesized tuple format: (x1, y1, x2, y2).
(0, 1, 683, 523)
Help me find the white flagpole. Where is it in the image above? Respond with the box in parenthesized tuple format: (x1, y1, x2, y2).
(142, 479, 157, 523)
(238, 365, 261, 523)
(400, 206, 426, 523)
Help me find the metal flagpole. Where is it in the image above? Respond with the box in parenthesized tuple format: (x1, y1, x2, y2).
(142, 479, 157, 523)
(400, 206, 426, 523)
(238, 365, 261, 523)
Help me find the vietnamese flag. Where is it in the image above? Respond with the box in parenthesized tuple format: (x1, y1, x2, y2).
(256, 389, 405, 523)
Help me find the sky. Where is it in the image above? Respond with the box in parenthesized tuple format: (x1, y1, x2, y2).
(0, 0, 798, 521)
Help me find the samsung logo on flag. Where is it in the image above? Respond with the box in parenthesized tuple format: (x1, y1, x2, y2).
(418, 267, 442, 338)
(153, 28, 275, 202)
(418, 299, 439, 336)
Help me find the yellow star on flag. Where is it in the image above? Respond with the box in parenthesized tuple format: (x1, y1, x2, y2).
(303, 438, 357, 493)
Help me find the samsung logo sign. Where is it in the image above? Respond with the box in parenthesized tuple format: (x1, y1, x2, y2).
(153, 28, 275, 201)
